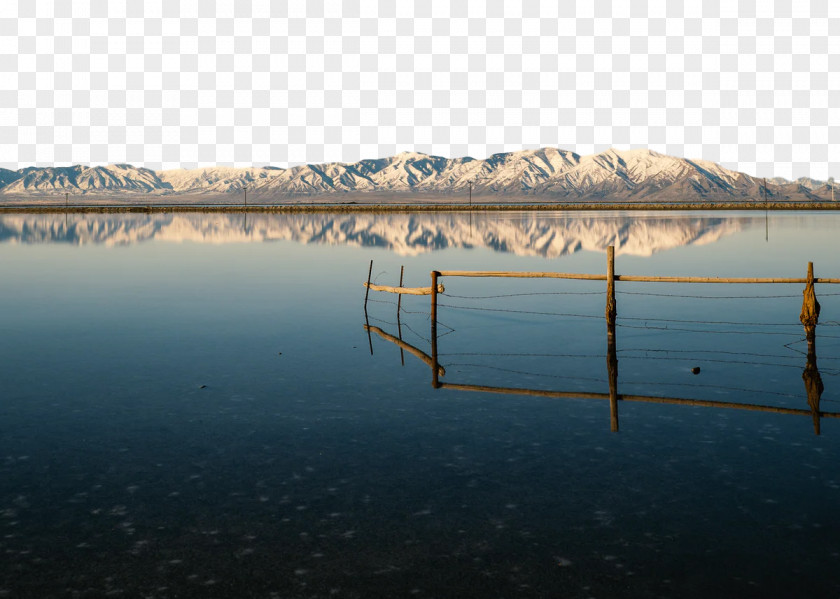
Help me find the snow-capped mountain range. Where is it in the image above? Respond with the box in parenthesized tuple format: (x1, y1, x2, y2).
(0, 148, 833, 202)
(0, 212, 748, 257)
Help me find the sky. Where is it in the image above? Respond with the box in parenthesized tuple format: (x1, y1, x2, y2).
(0, 0, 838, 180)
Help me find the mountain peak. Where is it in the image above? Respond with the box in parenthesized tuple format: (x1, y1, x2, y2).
(0, 149, 831, 203)
(396, 151, 431, 159)
(596, 147, 665, 160)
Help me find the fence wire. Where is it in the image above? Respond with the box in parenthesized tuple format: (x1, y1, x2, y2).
(363, 270, 840, 412)
(617, 290, 840, 299)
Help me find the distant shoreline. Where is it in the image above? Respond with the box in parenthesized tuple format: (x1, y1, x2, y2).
(1, 201, 839, 213)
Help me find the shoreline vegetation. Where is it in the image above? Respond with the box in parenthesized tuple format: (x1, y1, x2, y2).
(1, 201, 839, 213)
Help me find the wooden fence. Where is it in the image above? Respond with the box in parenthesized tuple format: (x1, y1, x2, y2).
(362, 248, 840, 434)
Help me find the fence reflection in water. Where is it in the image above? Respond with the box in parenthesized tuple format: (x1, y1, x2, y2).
(363, 248, 840, 434)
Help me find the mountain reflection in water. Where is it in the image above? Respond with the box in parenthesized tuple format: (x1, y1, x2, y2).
(0, 211, 752, 256)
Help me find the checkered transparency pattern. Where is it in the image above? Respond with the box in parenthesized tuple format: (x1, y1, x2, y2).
(0, 0, 837, 180)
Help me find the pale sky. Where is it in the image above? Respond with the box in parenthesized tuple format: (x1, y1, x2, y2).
(0, 0, 837, 180)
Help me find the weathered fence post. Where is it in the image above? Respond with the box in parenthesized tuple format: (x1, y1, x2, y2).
(800, 261, 820, 330)
(799, 262, 822, 434)
(796, 261, 823, 434)
(397, 266, 405, 366)
(397, 266, 405, 315)
(364, 259, 373, 312)
(605, 246, 618, 431)
(431, 270, 441, 388)
(364, 260, 374, 355)
(606, 246, 616, 326)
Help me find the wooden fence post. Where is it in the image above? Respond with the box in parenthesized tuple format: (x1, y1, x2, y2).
(606, 246, 616, 326)
(431, 270, 441, 388)
(605, 246, 618, 431)
(397, 266, 405, 366)
(800, 262, 822, 434)
(800, 261, 820, 329)
(364, 260, 374, 355)
(364, 259, 373, 312)
(397, 266, 405, 314)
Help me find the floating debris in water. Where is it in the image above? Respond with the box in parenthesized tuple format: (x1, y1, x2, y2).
(691, 367, 701, 375)
(199, 385, 207, 389)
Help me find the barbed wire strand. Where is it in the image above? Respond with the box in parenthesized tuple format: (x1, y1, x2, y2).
(617, 315, 800, 327)
(616, 290, 839, 299)
(618, 347, 840, 362)
(442, 290, 604, 299)
(437, 303, 602, 319)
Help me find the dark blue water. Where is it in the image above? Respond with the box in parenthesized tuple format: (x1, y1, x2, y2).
(1, 211, 840, 598)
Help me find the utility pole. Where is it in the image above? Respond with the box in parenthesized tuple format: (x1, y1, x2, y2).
(830, 177, 835, 202)
(468, 181, 472, 208)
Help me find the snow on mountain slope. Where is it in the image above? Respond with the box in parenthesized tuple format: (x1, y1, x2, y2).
(0, 148, 829, 202)
(536, 149, 758, 198)
(1, 164, 169, 193)
(2, 164, 167, 193)
(157, 166, 284, 193)
(0, 212, 747, 257)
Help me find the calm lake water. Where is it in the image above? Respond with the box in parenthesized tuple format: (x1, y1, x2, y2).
(2, 210, 840, 598)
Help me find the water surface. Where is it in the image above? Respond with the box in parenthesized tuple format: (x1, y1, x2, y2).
(2, 210, 839, 598)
